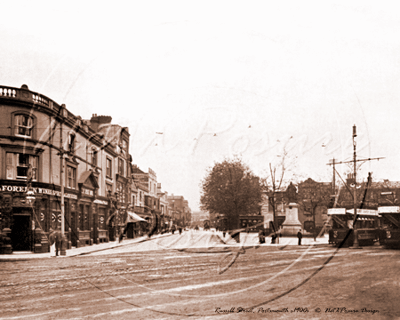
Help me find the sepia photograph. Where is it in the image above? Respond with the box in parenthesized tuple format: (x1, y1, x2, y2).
(0, 1, 399, 319)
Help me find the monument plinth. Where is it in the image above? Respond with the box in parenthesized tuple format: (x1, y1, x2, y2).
(281, 203, 302, 236)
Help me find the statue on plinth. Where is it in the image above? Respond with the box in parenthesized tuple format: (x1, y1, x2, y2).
(281, 182, 302, 236)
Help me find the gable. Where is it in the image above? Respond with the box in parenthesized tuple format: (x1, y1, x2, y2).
(78, 171, 99, 189)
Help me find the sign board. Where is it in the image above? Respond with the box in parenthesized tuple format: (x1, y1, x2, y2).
(82, 187, 94, 197)
(378, 206, 400, 214)
(346, 209, 378, 216)
(94, 199, 108, 205)
(1, 185, 78, 199)
(327, 208, 346, 215)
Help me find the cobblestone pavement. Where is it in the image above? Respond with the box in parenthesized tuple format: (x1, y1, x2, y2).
(0, 231, 398, 320)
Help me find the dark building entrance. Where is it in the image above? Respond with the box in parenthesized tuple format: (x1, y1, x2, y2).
(11, 213, 32, 251)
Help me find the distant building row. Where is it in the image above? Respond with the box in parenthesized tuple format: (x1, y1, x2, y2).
(208, 175, 400, 235)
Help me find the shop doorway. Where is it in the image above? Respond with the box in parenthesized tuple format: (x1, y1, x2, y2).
(11, 214, 32, 251)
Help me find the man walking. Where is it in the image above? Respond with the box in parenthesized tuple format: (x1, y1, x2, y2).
(297, 229, 303, 246)
(49, 228, 62, 256)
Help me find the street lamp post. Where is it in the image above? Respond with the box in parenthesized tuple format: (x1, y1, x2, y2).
(59, 114, 67, 256)
(352, 125, 360, 248)
(26, 186, 36, 252)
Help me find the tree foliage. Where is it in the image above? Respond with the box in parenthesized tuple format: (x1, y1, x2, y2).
(200, 158, 262, 230)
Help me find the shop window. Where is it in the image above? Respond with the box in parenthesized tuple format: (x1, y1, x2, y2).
(84, 205, 89, 230)
(79, 204, 84, 230)
(51, 201, 61, 230)
(15, 114, 34, 137)
(98, 207, 106, 230)
(6, 153, 38, 181)
(67, 166, 76, 189)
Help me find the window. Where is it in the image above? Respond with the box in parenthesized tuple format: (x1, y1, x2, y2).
(106, 183, 113, 195)
(6, 153, 38, 180)
(67, 166, 76, 189)
(15, 114, 33, 137)
(68, 133, 75, 154)
(106, 158, 112, 178)
(51, 201, 61, 230)
(92, 150, 97, 167)
(118, 158, 125, 176)
(117, 182, 126, 203)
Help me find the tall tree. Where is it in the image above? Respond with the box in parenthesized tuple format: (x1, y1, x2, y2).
(261, 140, 296, 231)
(200, 158, 262, 232)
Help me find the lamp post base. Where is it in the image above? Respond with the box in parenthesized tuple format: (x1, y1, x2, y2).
(60, 236, 67, 256)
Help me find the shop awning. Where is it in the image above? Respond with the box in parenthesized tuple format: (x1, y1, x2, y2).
(328, 208, 378, 216)
(126, 211, 147, 223)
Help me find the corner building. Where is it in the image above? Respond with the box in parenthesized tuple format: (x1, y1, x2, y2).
(0, 84, 130, 253)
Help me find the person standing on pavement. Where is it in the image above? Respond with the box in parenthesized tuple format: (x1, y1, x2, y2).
(297, 229, 303, 245)
(258, 229, 265, 244)
(49, 228, 62, 256)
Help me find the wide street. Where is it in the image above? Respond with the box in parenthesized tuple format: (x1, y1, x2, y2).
(0, 230, 399, 320)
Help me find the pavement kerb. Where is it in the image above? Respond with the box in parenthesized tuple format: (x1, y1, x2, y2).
(0, 232, 332, 261)
(0, 233, 173, 261)
(215, 231, 330, 247)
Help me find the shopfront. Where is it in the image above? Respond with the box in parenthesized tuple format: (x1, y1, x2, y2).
(73, 171, 99, 247)
(0, 181, 78, 253)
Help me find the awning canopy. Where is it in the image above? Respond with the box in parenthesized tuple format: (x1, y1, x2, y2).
(327, 208, 378, 216)
(126, 211, 147, 223)
(378, 206, 400, 214)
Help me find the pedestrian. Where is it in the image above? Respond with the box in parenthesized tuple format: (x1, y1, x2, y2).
(171, 225, 176, 234)
(178, 226, 182, 235)
(49, 228, 62, 256)
(271, 233, 277, 244)
(258, 229, 265, 244)
(297, 229, 303, 245)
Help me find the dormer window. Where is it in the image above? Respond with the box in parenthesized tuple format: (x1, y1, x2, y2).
(15, 114, 33, 137)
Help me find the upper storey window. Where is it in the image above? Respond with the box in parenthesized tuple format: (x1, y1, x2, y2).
(68, 132, 76, 154)
(6, 152, 38, 181)
(15, 114, 33, 137)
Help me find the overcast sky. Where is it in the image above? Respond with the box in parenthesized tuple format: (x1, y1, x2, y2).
(2, 1, 400, 211)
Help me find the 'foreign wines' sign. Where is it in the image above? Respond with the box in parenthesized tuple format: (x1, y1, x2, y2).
(1, 185, 78, 199)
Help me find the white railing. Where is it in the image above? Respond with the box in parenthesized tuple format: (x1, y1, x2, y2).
(0, 86, 17, 98)
(0, 85, 50, 107)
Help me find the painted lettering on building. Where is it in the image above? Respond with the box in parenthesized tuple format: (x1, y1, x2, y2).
(0, 185, 78, 199)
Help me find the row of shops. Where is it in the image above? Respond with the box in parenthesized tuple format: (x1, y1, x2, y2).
(0, 178, 169, 254)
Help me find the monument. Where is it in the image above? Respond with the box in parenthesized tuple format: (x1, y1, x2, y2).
(281, 182, 302, 236)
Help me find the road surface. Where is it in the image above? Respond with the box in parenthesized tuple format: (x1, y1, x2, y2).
(1, 230, 399, 319)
